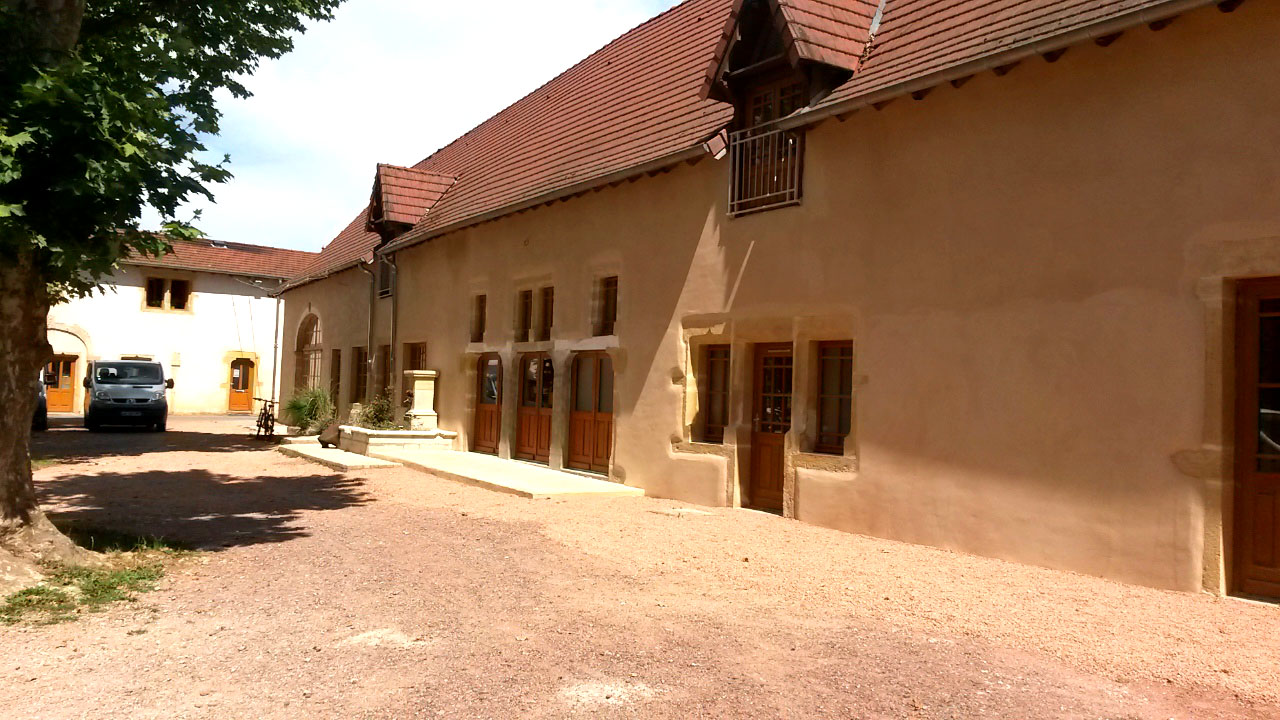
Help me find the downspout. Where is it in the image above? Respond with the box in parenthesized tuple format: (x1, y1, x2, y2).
(357, 260, 376, 405)
(387, 253, 399, 411)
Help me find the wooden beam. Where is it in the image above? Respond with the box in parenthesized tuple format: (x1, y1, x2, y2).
(1148, 16, 1176, 30)
(871, 98, 895, 111)
(1042, 48, 1068, 63)
(910, 87, 932, 101)
(836, 109, 859, 122)
(1095, 32, 1123, 47)
(949, 75, 973, 89)
(992, 61, 1020, 77)
(1218, 0, 1244, 10)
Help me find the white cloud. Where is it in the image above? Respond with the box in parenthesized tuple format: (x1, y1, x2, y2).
(141, 0, 682, 251)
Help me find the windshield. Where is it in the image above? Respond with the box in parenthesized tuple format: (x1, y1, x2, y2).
(94, 362, 163, 385)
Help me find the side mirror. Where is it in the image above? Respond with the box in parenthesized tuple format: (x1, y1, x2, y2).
(82, 377, 91, 389)
(165, 378, 174, 389)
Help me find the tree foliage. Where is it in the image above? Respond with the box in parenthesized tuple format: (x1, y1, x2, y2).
(0, 0, 343, 299)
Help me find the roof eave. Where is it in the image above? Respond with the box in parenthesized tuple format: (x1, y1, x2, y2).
(379, 140, 719, 256)
(122, 258, 297, 282)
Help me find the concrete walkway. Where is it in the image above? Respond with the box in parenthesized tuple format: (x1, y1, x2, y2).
(371, 449, 644, 499)
(278, 444, 400, 471)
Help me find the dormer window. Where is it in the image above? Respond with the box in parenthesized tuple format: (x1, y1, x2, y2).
(708, 0, 877, 217)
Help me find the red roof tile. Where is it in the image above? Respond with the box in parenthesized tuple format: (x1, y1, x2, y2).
(290, 0, 1198, 287)
(367, 164, 456, 230)
(128, 237, 316, 280)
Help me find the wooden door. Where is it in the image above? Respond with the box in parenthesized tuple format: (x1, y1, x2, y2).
(473, 353, 502, 454)
(228, 358, 254, 412)
(1234, 278, 1280, 598)
(515, 353, 553, 463)
(44, 356, 76, 412)
(749, 343, 792, 511)
(568, 352, 614, 473)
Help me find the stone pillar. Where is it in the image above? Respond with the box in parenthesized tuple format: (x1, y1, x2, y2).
(403, 370, 439, 431)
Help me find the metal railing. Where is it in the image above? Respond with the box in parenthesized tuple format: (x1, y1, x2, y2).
(728, 121, 804, 216)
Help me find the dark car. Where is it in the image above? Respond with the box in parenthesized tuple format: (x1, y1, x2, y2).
(32, 376, 47, 431)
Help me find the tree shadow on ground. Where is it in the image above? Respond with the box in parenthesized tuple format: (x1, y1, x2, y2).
(37, 469, 369, 550)
(31, 428, 275, 464)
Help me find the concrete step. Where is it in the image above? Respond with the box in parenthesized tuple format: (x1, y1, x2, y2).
(279, 445, 400, 471)
(373, 449, 644, 500)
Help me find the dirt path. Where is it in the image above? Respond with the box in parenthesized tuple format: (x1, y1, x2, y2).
(5, 417, 1279, 718)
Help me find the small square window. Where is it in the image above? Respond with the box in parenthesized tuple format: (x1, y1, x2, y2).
(145, 278, 166, 308)
(169, 279, 191, 310)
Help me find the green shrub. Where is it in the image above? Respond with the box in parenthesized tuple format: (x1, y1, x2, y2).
(284, 387, 335, 434)
(354, 391, 399, 430)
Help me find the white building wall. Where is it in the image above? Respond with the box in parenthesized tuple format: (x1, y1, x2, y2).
(46, 264, 284, 414)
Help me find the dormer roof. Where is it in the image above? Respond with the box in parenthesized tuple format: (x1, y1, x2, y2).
(366, 164, 456, 233)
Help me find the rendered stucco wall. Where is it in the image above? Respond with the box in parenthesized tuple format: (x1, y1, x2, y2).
(46, 265, 284, 414)
(280, 3, 1280, 592)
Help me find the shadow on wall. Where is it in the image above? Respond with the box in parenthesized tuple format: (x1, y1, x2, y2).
(31, 428, 270, 465)
(37, 469, 370, 550)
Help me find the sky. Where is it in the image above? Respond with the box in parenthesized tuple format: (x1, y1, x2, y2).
(141, 0, 682, 253)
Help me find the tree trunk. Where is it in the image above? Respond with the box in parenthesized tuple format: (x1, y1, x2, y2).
(0, 251, 97, 594)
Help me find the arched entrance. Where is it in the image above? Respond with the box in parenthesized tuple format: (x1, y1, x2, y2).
(228, 358, 255, 412)
(295, 314, 322, 392)
(515, 353, 553, 463)
(567, 352, 613, 473)
(473, 353, 502, 454)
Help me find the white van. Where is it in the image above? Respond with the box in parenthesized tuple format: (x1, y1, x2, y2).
(82, 360, 173, 431)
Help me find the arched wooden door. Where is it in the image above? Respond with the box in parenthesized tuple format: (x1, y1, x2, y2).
(515, 353, 553, 463)
(228, 358, 254, 412)
(44, 356, 76, 412)
(473, 353, 502, 454)
(568, 352, 613, 473)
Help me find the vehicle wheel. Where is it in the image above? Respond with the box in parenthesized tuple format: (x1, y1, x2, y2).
(155, 418, 167, 432)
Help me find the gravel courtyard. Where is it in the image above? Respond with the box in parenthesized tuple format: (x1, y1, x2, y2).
(6, 417, 1280, 718)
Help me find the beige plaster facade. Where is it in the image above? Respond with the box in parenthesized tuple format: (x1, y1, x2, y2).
(280, 3, 1280, 594)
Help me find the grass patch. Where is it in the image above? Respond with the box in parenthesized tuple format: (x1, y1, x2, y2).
(0, 563, 163, 625)
(1, 525, 191, 626)
(30, 457, 58, 471)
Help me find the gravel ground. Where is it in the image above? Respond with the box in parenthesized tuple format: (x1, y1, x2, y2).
(5, 416, 1279, 718)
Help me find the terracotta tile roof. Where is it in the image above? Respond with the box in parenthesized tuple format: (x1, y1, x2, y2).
(778, 0, 881, 70)
(825, 0, 1186, 103)
(289, 0, 1200, 287)
(127, 237, 316, 280)
(367, 164, 456, 230)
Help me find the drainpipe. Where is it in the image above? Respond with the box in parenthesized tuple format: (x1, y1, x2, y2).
(358, 260, 376, 404)
(387, 253, 399, 409)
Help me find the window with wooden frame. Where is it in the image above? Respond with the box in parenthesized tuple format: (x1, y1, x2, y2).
(729, 76, 807, 216)
(404, 342, 428, 372)
(329, 349, 342, 401)
(696, 345, 731, 443)
(376, 344, 391, 395)
(538, 286, 554, 342)
(595, 276, 618, 337)
(351, 346, 369, 403)
(144, 277, 192, 311)
(144, 277, 166, 308)
(815, 341, 853, 454)
(471, 295, 487, 343)
(377, 258, 394, 298)
(294, 314, 322, 390)
(516, 289, 534, 343)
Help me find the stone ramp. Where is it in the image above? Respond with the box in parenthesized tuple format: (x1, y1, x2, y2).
(372, 449, 644, 499)
(279, 445, 400, 471)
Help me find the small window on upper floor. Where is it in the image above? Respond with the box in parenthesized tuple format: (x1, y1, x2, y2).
(144, 277, 192, 311)
(516, 289, 534, 343)
(377, 258, 394, 298)
(470, 295, 487, 344)
(145, 277, 166, 308)
(169, 279, 191, 310)
(595, 276, 618, 337)
(538, 286, 554, 342)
